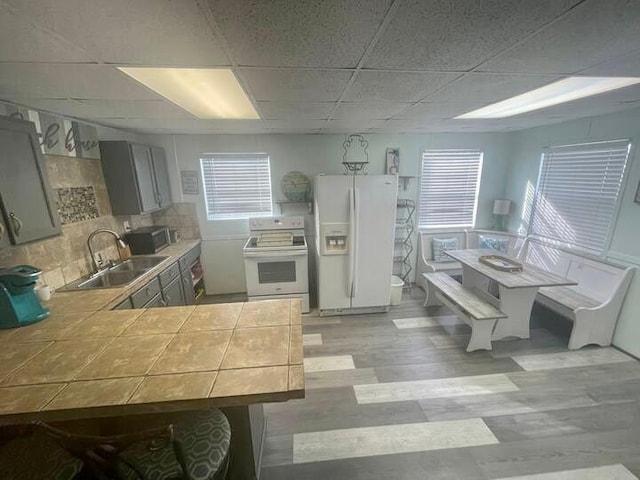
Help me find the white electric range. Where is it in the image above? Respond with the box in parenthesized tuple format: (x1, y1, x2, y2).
(243, 216, 309, 312)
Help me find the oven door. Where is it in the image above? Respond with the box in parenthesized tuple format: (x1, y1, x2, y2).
(244, 250, 308, 296)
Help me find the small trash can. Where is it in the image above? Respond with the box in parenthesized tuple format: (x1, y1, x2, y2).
(390, 275, 405, 306)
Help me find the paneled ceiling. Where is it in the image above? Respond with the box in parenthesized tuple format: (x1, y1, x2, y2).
(1, 0, 640, 134)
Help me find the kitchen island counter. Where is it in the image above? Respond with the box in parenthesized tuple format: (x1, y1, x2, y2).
(0, 298, 304, 424)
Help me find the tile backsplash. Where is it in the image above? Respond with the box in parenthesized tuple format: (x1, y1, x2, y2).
(55, 186, 100, 224)
(151, 203, 200, 240)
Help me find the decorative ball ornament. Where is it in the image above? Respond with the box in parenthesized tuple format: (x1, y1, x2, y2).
(281, 171, 311, 202)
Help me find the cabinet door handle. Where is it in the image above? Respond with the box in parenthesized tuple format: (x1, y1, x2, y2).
(9, 213, 22, 237)
(0, 221, 4, 241)
(145, 287, 151, 296)
(160, 298, 168, 307)
(165, 295, 171, 303)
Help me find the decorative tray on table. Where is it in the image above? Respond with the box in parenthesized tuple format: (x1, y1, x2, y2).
(479, 255, 523, 272)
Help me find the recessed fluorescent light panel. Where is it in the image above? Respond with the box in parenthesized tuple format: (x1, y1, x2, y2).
(118, 67, 259, 119)
(456, 77, 640, 119)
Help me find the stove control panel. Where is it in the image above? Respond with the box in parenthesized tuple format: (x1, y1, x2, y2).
(249, 216, 304, 231)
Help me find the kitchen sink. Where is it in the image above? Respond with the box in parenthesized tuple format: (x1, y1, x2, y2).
(109, 256, 169, 272)
(76, 270, 144, 289)
(59, 256, 169, 291)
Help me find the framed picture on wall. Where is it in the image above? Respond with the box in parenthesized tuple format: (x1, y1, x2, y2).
(635, 181, 640, 204)
(386, 148, 400, 174)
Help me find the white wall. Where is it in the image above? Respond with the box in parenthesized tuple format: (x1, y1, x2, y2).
(148, 132, 511, 296)
(504, 107, 640, 357)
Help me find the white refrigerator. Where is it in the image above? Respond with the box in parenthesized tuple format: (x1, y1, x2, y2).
(315, 174, 398, 316)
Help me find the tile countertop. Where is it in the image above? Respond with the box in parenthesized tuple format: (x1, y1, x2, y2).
(0, 299, 304, 425)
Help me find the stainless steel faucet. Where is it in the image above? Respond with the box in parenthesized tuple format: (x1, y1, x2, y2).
(87, 229, 127, 273)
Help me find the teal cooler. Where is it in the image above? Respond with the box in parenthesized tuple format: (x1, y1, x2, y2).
(0, 265, 50, 329)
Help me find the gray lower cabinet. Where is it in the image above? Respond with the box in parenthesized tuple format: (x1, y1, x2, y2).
(182, 272, 196, 305)
(99, 141, 173, 215)
(0, 117, 61, 244)
(179, 244, 201, 305)
(130, 277, 162, 309)
(110, 247, 201, 311)
(144, 292, 165, 309)
(114, 298, 132, 310)
(163, 276, 184, 307)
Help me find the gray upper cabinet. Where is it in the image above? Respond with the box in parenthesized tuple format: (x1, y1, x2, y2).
(0, 117, 61, 245)
(151, 146, 172, 210)
(99, 141, 173, 215)
(131, 143, 159, 213)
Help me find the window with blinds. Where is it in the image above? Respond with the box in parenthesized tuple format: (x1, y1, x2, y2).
(418, 149, 483, 229)
(530, 139, 631, 254)
(200, 154, 273, 220)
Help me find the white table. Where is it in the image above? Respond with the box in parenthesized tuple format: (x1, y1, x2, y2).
(444, 249, 576, 340)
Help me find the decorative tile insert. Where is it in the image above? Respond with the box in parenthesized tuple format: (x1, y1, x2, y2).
(55, 187, 100, 224)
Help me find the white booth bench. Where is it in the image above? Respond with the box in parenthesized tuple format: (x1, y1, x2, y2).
(423, 272, 506, 352)
(465, 229, 525, 256)
(518, 237, 635, 350)
(416, 229, 524, 290)
(416, 230, 466, 290)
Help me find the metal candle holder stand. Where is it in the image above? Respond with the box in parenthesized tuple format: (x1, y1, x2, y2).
(342, 134, 369, 174)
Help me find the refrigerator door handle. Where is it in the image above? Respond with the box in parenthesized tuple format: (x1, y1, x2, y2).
(352, 186, 360, 297)
(348, 187, 356, 298)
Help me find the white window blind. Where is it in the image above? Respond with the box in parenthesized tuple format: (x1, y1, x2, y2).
(530, 139, 631, 254)
(200, 154, 273, 220)
(419, 149, 483, 229)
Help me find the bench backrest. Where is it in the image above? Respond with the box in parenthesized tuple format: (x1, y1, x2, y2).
(465, 229, 524, 257)
(520, 237, 629, 303)
(419, 231, 466, 261)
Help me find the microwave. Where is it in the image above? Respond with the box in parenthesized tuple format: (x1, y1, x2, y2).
(125, 226, 170, 254)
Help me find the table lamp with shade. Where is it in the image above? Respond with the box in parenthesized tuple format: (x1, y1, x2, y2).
(492, 199, 511, 231)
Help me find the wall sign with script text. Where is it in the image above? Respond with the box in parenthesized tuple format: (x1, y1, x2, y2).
(0, 101, 101, 159)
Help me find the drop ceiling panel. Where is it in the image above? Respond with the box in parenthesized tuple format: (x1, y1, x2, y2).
(479, 0, 640, 74)
(4, 0, 229, 66)
(256, 102, 335, 119)
(207, 0, 392, 68)
(366, 0, 581, 70)
(332, 102, 410, 119)
(343, 71, 459, 102)
(99, 118, 267, 133)
(396, 102, 490, 120)
(9, 99, 194, 119)
(325, 118, 385, 131)
(264, 120, 329, 131)
(0, 8, 92, 62)
(579, 49, 640, 76)
(0, 64, 161, 100)
(424, 73, 561, 104)
(242, 69, 352, 101)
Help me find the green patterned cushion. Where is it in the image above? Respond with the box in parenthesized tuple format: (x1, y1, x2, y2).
(121, 408, 231, 480)
(432, 237, 458, 263)
(479, 235, 510, 254)
(0, 430, 82, 479)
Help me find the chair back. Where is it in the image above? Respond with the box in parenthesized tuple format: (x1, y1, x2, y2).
(34, 421, 190, 480)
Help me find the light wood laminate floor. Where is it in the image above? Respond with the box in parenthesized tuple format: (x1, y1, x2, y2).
(260, 289, 640, 479)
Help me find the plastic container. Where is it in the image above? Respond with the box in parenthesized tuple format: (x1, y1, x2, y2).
(390, 275, 405, 306)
